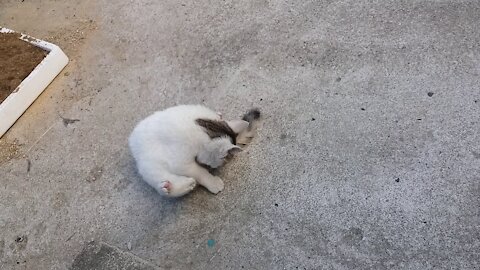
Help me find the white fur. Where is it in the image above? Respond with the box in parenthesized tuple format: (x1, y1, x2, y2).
(196, 137, 241, 168)
(128, 105, 247, 197)
(226, 120, 249, 134)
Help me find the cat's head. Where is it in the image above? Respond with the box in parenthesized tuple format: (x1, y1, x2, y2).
(196, 136, 242, 169)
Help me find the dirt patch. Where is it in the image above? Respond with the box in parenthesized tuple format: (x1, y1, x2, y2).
(0, 32, 48, 104)
(0, 139, 22, 164)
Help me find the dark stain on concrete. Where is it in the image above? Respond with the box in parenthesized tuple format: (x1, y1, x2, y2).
(343, 227, 364, 246)
(71, 241, 157, 270)
(60, 115, 80, 127)
(26, 158, 31, 172)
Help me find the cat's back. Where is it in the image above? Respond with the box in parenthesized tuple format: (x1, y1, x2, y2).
(136, 104, 217, 132)
(129, 105, 218, 152)
(160, 104, 219, 123)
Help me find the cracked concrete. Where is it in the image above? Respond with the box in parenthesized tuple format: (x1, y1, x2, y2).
(0, 0, 479, 269)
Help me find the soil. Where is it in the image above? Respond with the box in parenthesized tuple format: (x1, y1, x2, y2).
(0, 32, 48, 104)
(0, 138, 21, 164)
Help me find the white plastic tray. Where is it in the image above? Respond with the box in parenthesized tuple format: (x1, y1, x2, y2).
(0, 27, 68, 138)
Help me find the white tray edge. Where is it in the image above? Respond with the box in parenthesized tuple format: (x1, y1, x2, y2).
(0, 27, 69, 138)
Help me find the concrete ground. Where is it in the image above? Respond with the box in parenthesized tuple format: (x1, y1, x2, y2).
(1, 0, 479, 269)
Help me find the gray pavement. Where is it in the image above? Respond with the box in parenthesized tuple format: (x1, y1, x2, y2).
(0, 0, 479, 269)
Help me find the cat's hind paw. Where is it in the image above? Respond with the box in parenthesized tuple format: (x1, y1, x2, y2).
(160, 181, 172, 195)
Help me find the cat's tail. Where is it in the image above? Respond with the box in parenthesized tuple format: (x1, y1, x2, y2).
(242, 108, 261, 131)
(237, 108, 261, 145)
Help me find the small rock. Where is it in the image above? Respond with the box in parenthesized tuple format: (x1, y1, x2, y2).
(15, 236, 25, 243)
(427, 92, 434, 97)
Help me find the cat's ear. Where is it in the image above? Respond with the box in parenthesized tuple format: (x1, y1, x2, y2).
(228, 145, 243, 155)
(227, 120, 249, 134)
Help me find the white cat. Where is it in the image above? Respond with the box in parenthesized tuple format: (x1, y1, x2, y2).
(128, 105, 260, 197)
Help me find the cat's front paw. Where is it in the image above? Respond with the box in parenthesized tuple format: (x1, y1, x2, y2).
(207, 176, 224, 194)
(187, 178, 197, 191)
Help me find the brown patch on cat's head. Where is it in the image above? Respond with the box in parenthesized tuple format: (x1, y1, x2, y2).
(195, 119, 237, 144)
